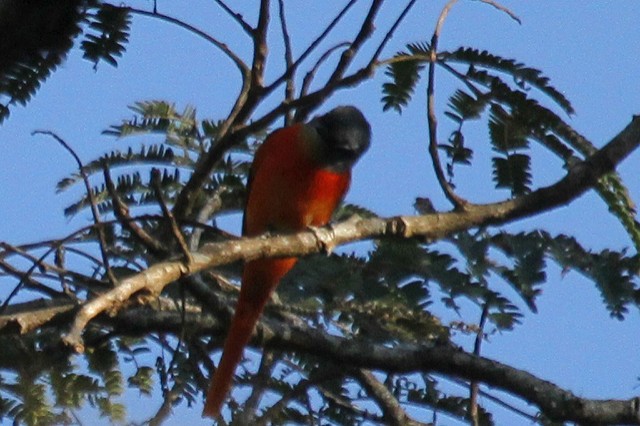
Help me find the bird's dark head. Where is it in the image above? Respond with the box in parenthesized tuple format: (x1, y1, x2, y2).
(308, 106, 371, 172)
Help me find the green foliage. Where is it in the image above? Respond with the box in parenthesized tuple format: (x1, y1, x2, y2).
(3, 3, 640, 425)
(383, 41, 640, 247)
(381, 42, 429, 113)
(0, 2, 133, 124)
(58, 101, 250, 222)
(81, 4, 131, 69)
(443, 47, 574, 115)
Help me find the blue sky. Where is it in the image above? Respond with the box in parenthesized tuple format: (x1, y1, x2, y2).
(1, 1, 640, 424)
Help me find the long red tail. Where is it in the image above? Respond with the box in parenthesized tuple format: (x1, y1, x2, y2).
(203, 257, 296, 418)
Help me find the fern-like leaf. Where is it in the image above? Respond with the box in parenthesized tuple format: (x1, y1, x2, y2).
(442, 47, 574, 115)
(81, 4, 131, 69)
(381, 46, 428, 113)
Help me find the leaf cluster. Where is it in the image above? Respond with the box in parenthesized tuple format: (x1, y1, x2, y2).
(0, 1, 131, 124)
(382, 44, 640, 252)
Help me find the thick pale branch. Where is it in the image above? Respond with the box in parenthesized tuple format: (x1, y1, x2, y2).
(60, 114, 640, 352)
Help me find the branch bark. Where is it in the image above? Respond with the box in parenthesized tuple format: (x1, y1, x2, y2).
(64, 296, 640, 424)
(58, 114, 640, 351)
(5, 116, 634, 422)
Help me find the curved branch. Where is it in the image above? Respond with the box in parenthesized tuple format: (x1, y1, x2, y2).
(212, 0, 253, 34)
(266, 0, 360, 99)
(427, 1, 470, 210)
(60, 115, 640, 352)
(261, 313, 640, 424)
(83, 294, 640, 424)
(126, 7, 249, 77)
(32, 131, 117, 284)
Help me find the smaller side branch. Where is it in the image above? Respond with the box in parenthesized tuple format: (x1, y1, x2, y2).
(427, 1, 469, 210)
(356, 370, 427, 426)
(33, 131, 117, 284)
(277, 0, 295, 125)
(212, 0, 253, 34)
(151, 169, 192, 264)
(127, 7, 249, 77)
(103, 164, 166, 258)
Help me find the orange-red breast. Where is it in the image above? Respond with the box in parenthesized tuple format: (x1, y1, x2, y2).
(203, 106, 371, 418)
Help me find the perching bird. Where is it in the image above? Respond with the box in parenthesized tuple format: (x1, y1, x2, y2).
(203, 106, 371, 418)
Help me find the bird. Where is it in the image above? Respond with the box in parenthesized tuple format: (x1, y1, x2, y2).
(203, 105, 371, 418)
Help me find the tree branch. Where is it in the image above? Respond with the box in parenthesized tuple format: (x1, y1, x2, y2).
(259, 310, 640, 424)
(67, 294, 640, 425)
(356, 370, 427, 426)
(33, 130, 117, 285)
(427, 1, 470, 210)
(59, 114, 640, 351)
(126, 7, 249, 77)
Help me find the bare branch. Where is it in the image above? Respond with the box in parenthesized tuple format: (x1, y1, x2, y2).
(356, 370, 427, 426)
(368, 0, 419, 69)
(250, 0, 270, 90)
(235, 351, 275, 425)
(126, 7, 249, 77)
(212, 0, 253, 34)
(427, 1, 470, 210)
(326, 0, 383, 84)
(60, 114, 640, 353)
(150, 169, 192, 264)
(32, 131, 117, 284)
(473, 0, 522, 24)
(267, 0, 360, 101)
(277, 0, 295, 125)
(0, 257, 63, 301)
(469, 302, 490, 425)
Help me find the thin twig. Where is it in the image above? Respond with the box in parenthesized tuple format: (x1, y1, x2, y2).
(297, 0, 415, 122)
(299, 42, 350, 99)
(103, 163, 167, 258)
(426, 1, 470, 210)
(297, 0, 385, 122)
(0, 258, 64, 301)
(236, 351, 276, 424)
(469, 302, 490, 425)
(126, 7, 249, 77)
(151, 169, 193, 265)
(327, 0, 383, 83)
(33, 130, 118, 285)
(277, 0, 295, 125)
(367, 0, 419, 69)
(448, 376, 539, 422)
(212, 0, 254, 34)
(474, 0, 522, 24)
(267, 0, 360, 99)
